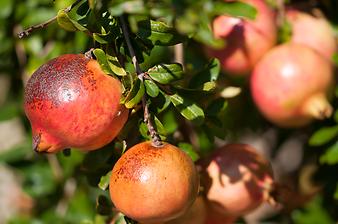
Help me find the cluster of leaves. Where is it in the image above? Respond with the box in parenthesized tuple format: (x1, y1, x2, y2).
(0, 0, 338, 223)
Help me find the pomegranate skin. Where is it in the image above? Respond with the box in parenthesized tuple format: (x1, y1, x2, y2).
(203, 144, 273, 217)
(165, 196, 207, 224)
(286, 8, 337, 61)
(24, 54, 128, 153)
(251, 43, 333, 127)
(109, 141, 199, 224)
(207, 0, 277, 75)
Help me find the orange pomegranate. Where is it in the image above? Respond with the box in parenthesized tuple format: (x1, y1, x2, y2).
(109, 141, 199, 224)
(24, 54, 128, 153)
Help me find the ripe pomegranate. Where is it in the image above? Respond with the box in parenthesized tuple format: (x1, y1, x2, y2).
(202, 144, 274, 217)
(251, 43, 333, 127)
(206, 0, 277, 75)
(286, 8, 337, 61)
(24, 54, 128, 153)
(109, 141, 199, 224)
(165, 196, 206, 224)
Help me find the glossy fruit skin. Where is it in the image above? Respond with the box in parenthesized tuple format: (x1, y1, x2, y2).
(251, 43, 333, 127)
(24, 54, 128, 153)
(202, 144, 273, 217)
(109, 141, 199, 224)
(286, 8, 337, 61)
(165, 196, 206, 224)
(207, 0, 277, 75)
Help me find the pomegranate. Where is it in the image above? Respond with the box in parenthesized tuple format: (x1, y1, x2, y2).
(24, 54, 128, 153)
(206, 0, 277, 75)
(165, 196, 206, 224)
(205, 205, 238, 224)
(251, 43, 333, 127)
(202, 144, 274, 217)
(286, 8, 337, 61)
(109, 141, 199, 224)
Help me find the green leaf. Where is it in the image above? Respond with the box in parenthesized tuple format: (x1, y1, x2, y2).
(137, 20, 185, 46)
(147, 63, 183, 84)
(178, 142, 200, 162)
(320, 142, 338, 165)
(93, 49, 114, 75)
(98, 171, 111, 190)
(124, 79, 145, 108)
(212, 1, 257, 20)
(144, 79, 160, 97)
(57, 10, 87, 32)
(189, 58, 220, 89)
(93, 33, 109, 44)
(107, 54, 127, 76)
(170, 93, 204, 125)
(309, 126, 338, 146)
(153, 116, 167, 137)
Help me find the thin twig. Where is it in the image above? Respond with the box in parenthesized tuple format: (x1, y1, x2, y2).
(119, 16, 163, 147)
(276, 0, 286, 27)
(17, 0, 83, 38)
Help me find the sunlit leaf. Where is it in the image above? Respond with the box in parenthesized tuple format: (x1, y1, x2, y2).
(57, 10, 87, 32)
(147, 63, 183, 84)
(320, 142, 338, 165)
(170, 93, 204, 125)
(309, 126, 338, 146)
(212, 1, 257, 20)
(98, 171, 111, 190)
(144, 79, 160, 97)
(124, 79, 145, 108)
(137, 20, 185, 46)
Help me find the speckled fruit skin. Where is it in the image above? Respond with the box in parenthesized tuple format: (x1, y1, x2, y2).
(24, 54, 128, 153)
(286, 8, 337, 61)
(251, 43, 333, 127)
(202, 144, 273, 217)
(207, 0, 277, 76)
(109, 141, 199, 224)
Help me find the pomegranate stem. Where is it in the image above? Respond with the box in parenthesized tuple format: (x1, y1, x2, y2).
(119, 16, 163, 147)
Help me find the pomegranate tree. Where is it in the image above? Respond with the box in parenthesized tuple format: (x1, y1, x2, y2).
(109, 141, 199, 224)
(207, 0, 277, 75)
(251, 43, 333, 127)
(202, 144, 274, 217)
(286, 8, 337, 61)
(24, 54, 128, 153)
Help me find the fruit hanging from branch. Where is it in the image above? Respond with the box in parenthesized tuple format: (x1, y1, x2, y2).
(201, 144, 274, 217)
(109, 141, 199, 224)
(206, 0, 277, 76)
(24, 54, 128, 153)
(286, 8, 337, 61)
(250, 43, 333, 128)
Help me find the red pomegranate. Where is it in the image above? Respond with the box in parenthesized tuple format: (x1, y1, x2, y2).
(109, 141, 199, 224)
(202, 144, 274, 217)
(286, 8, 337, 61)
(251, 43, 333, 127)
(207, 0, 277, 75)
(24, 54, 128, 153)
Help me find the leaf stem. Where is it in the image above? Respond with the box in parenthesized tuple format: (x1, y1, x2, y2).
(119, 16, 163, 147)
(17, 0, 83, 38)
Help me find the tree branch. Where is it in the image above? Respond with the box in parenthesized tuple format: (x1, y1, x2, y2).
(17, 0, 83, 38)
(119, 16, 163, 147)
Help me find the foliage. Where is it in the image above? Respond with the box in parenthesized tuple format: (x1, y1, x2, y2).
(0, 0, 337, 223)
